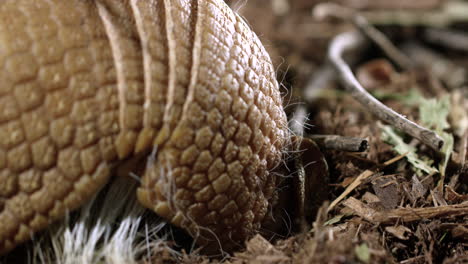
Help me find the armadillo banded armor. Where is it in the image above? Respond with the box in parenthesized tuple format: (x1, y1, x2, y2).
(0, 0, 288, 254)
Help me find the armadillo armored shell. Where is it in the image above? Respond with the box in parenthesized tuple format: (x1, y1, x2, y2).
(0, 0, 288, 254)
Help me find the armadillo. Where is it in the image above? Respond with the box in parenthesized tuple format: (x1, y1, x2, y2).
(0, 0, 288, 254)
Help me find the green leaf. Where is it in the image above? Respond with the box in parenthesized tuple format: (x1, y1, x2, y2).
(439, 132, 454, 177)
(378, 89, 455, 181)
(380, 124, 438, 174)
(419, 95, 451, 131)
(418, 95, 453, 177)
(355, 243, 370, 263)
(400, 88, 425, 106)
(371, 88, 423, 106)
(324, 214, 345, 226)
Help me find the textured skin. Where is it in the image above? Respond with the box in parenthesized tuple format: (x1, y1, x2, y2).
(0, 0, 288, 254)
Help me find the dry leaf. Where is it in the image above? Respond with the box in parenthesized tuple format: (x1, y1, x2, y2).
(371, 175, 399, 209)
(385, 226, 413, 240)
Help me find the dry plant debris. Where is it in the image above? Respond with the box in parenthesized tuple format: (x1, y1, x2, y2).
(222, 0, 467, 263)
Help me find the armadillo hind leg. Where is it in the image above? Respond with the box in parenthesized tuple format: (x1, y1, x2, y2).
(0, 0, 119, 254)
(136, 0, 288, 252)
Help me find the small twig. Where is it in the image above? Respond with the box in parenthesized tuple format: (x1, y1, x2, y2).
(314, 3, 413, 70)
(352, 15, 413, 70)
(308, 134, 368, 152)
(424, 28, 468, 53)
(382, 152, 409, 166)
(289, 107, 307, 231)
(400, 256, 427, 264)
(328, 31, 444, 151)
(455, 130, 467, 174)
(401, 42, 466, 90)
(338, 0, 443, 10)
(360, 0, 468, 27)
(343, 197, 468, 223)
(327, 169, 375, 212)
(291, 100, 369, 153)
(293, 142, 307, 232)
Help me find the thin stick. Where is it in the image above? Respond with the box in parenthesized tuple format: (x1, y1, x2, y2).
(308, 134, 368, 152)
(343, 197, 468, 223)
(328, 31, 444, 151)
(315, 1, 468, 28)
(360, 1, 468, 27)
(401, 42, 466, 90)
(327, 169, 375, 212)
(338, 0, 442, 10)
(352, 15, 413, 70)
(314, 3, 413, 70)
(460, 130, 467, 169)
(289, 107, 307, 231)
(327, 153, 407, 212)
(424, 28, 468, 53)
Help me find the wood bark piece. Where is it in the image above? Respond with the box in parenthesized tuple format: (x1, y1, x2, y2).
(344, 197, 468, 223)
(308, 135, 369, 152)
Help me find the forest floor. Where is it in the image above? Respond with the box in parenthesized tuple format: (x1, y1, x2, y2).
(2, 1, 466, 264)
(210, 0, 467, 263)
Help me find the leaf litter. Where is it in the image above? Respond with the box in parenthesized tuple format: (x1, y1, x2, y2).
(219, 1, 467, 263)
